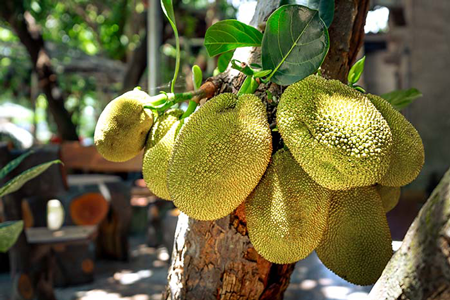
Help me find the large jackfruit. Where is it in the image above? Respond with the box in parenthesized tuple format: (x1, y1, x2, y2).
(246, 149, 331, 264)
(316, 186, 393, 285)
(376, 184, 401, 213)
(167, 93, 272, 220)
(277, 75, 393, 190)
(142, 109, 183, 200)
(95, 89, 154, 162)
(367, 94, 424, 187)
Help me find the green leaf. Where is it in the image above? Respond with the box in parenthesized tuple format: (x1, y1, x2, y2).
(0, 151, 33, 181)
(218, 50, 235, 72)
(381, 88, 422, 111)
(262, 5, 330, 86)
(192, 65, 203, 91)
(302, 0, 335, 28)
(204, 20, 263, 57)
(0, 221, 23, 252)
(0, 160, 62, 197)
(161, 0, 180, 93)
(348, 56, 366, 85)
(253, 70, 272, 78)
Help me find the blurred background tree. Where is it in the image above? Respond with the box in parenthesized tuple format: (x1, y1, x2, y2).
(0, 0, 236, 142)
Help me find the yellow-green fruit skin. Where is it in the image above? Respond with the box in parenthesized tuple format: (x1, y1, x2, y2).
(142, 109, 183, 200)
(315, 186, 393, 285)
(376, 184, 401, 213)
(246, 149, 332, 264)
(168, 93, 272, 221)
(277, 75, 393, 190)
(94, 90, 154, 162)
(367, 94, 425, 187)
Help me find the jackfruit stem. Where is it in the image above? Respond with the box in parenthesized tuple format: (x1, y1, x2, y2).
(143, 89, 206, 112)
(181, 100, 198, 119)
(237, 76, 260, 96)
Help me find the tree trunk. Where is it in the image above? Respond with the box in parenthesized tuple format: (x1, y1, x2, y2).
(164, 0, 370, 299)
(369, 168, 450, 300)
(1, 1, 79, 141)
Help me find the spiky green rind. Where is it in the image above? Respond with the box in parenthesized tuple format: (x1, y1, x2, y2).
(376, 184, 401, 213)
(246, 149, 332, 264)
(168, 93, 272, 220)
(143, 109, 183, 200)
(277, 75, 393, 190)
(316, 186, 393, 285)
(367, 94, 424, 187)
(94, 90, 154, 162)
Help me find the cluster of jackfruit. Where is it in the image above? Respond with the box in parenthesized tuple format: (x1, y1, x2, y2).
(94, 74, 424, 286)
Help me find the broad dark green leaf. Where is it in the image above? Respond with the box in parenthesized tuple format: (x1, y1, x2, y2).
(348, 56, 366, 85)
(262, 5, 329, 85)
(381, 88, 422, 111)
(0, 221, 23, 252)
(204, 20, 263, 57)
(192, 65, 202, 90)
(305, 0, 335, 28)
(0, 160, 62, 197)
(0, 151, 33, 181)
(217, 50, 235, 72)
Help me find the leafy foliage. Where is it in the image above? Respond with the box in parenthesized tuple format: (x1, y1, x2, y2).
(204, 20, 263, 57)
(300, 0, 335, 27)
(381, 88, 422, 111)
(348, 56, 366, 86)
(0, 159, 62, 197)
(0, 221, 23, 253)
(262, 5, 329, 85)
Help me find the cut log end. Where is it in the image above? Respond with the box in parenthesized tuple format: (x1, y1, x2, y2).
(70, 192, 109, 226)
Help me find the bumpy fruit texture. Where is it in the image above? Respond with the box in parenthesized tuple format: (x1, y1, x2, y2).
(94, 90, 154, 162)
(143, 109, 183, 200)
(277, 75, 393, 190)
(367, 94, 424, 187)
(376, 184, 401, 213)
(316, 186, 393, 285)
(246, 149, 331, 264)
(168, 93, 272, 220)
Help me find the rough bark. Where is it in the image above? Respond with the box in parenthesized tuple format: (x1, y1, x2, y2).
(164, 1, 370, 299)
(321, 0, 370, 82)
(1, 1, 79, 141)
(369, 168, 450, 300)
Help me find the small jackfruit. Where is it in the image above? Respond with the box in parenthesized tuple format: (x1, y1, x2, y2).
(142, 109, 183, 200)
(376, 184, 401, 213)
(246, 149, 331, 264)
(167, 93, 272, 220)
(367, 94, 424, 187)
(95, 89, 154, 162)
(277, 75, 393, 190)
(315, 186, 393, 285)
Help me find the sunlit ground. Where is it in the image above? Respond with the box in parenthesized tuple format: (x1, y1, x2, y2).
(0, 236, 404, 300)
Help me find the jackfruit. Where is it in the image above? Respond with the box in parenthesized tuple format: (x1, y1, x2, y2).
(277, 75, 393, 190)
(142, 109, 183, 200)
(95, 89, 154, 162)
(167, 93, 272, 220)
(246, 149, 331, 264)
(376, 184, 401, 213)
(366, 94, 424, 187)
(315, 186, 393, 285)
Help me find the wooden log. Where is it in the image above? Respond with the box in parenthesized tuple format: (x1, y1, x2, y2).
(95, 182, 132, 261)
(369, 168, 450, 300)
(53, 244, 95, 287)
(70, 192, 109, 226)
